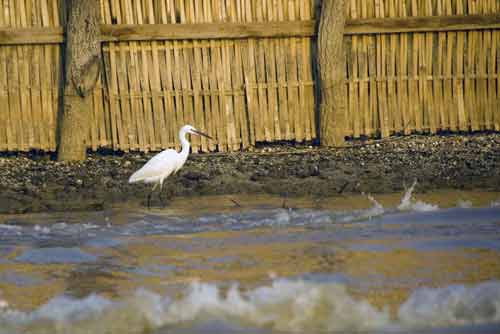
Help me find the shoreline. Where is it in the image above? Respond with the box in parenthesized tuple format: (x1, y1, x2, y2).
(1, 133, 499, 214)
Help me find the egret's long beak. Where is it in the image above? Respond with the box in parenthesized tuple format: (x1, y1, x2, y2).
(192, 129, 213, 140)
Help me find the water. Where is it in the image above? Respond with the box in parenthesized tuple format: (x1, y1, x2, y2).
(0, 188, 499, 334)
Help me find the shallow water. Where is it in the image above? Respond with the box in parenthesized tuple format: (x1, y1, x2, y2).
(0, 189, 500, 334)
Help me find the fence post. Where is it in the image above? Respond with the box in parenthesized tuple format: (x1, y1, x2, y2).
(57, 0, 101, 161)
(318, 0, 347, 146)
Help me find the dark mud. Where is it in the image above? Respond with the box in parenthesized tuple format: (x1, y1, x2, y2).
(0, 133, 499, 214)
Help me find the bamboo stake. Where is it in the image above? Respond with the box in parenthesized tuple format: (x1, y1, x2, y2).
(6, 0, 22, 151)
(0, 1, 8, 150)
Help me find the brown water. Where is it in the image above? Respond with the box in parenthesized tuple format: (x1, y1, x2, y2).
(0, 188, 500, 333)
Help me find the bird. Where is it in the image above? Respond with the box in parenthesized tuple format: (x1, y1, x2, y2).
(129, 124, 213, 207)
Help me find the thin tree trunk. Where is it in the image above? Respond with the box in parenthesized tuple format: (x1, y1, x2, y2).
(318, 0, 346, 146)
(58, 0, 101, 161)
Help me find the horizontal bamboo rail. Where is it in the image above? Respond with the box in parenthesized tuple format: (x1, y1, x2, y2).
(0, 27, 63, 44)
(2, 15, 500, 45)
(101, 21, 316, 41)
(346, 14, 500, 34)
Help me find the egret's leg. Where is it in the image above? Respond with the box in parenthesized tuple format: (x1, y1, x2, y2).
(158, 182, 166, 207)
(147, 183, 158, 208)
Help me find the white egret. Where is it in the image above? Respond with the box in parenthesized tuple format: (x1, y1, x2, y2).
(129, 125, 213, 207)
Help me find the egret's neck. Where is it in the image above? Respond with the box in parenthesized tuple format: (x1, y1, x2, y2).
(179, 130, 190, 158)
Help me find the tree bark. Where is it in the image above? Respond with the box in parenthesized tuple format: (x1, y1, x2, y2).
(318, 0, 347, 146)
(58, 0, 101, 161)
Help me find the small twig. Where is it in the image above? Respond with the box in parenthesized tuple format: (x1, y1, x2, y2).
(230, 198, 241, 207)
(337, 181, 350, 194)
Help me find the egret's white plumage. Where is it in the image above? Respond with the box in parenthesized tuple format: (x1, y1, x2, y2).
(129, 125, 212, 206)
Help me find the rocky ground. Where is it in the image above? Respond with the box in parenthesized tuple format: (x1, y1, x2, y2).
(0, 133, 499, 214)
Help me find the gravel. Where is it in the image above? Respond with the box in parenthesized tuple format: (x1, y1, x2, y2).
(0, 133, 499, 214)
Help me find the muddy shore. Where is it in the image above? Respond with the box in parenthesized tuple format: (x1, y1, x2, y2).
(0, 133, 499, 214)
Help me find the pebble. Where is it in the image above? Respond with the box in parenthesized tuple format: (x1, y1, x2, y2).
(0, 133, 498, 214)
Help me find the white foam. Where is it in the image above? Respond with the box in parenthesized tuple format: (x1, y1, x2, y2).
(399, 281, 500, 328)
(35, 294, 112, 322)
(270, 210, 291, 226)
(338, 194, 385, 223)
(0, 224, 21, 231)
(457, 200, 473, 209)
(162, 280, 390, 332)
(34, 225, 51, 234)
(398, 180, 439, 212)
(366, 194, 385, 218)
(2, 280, 498, 334)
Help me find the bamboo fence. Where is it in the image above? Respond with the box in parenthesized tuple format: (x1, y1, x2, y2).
(99, 0, 316, 152)
(345, 0, 500, 137)
(0, 0, 499, 153)
(0, 0, 62, 152)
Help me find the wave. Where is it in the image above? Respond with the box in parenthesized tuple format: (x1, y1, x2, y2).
(1, 279, 499, 334)
(397, 180, 439, 212)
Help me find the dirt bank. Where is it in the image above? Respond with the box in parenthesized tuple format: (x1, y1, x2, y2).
(0, 133, 499, 214)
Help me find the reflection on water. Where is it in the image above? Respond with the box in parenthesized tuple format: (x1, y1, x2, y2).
(0, 189, 499, 333)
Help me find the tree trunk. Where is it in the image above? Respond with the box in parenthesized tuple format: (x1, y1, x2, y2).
(318, 0, 346, 146)
(58, 0, 101, 161)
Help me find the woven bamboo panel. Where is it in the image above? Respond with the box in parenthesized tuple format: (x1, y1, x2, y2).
(1, 0, 498, 153)
(98, 0, 317, 152)
(344, 0, 500, 138)
(0, 0, 62, 152)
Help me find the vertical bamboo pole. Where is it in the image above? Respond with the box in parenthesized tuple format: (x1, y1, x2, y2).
(254, 0, 270, 142)
(230, 0, 248, 149)
(486, 0, 496, 130)
(29, 0, 43, 149)
(134, 1, 155, 152)
(424, 0, 435, 133)
(123, 0, 143, 151)
(398, 0, 410, 134)
(456, 0, 467, 130)
(145, 0, 167, 149)
(476, 2, 488, 130)
(435, 0, 446, 130)
(241, 0, 257, 146)
(114, 0, 132, 151)
(9, 0, 24, 151)
(49, 0, 60, 151)
(274, 0, 289, 140)
(375, 0, 389, 137)
(409, 0, 420, 132)
(348, 0, 359, 138)
(96, 0, 109, 148)
(160, 0, 178, 149)
(218, 1, 237, 150)
(444, 0, 456, 131)
(198, 0, 216, 151)
(0, 1, 8, 150)
(18, 0, 34, 150)
(286, 0, 300, 142)
(188, 0, 209, 151)
(387, 0, 399, 134)
(301, 0, 315, 140)
(363, 1, 375, 135)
